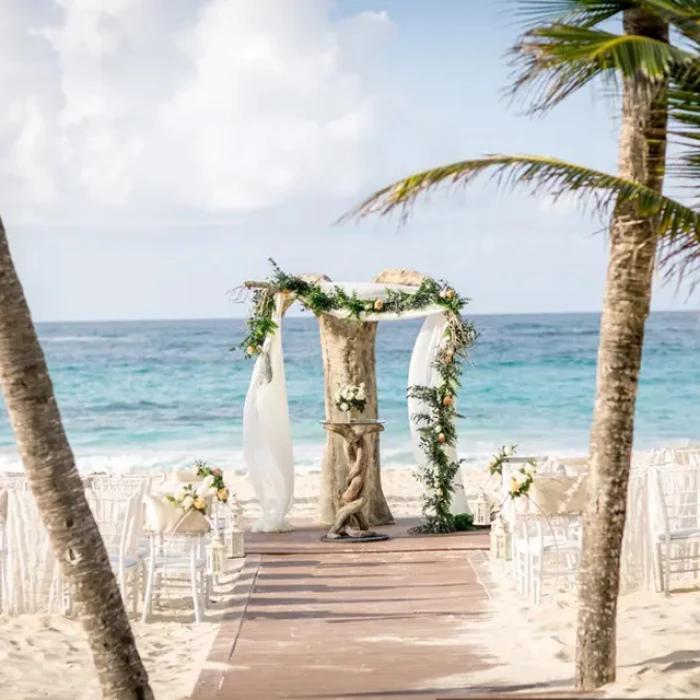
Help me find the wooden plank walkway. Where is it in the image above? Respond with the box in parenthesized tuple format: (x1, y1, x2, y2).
(190, 519, 588, 699)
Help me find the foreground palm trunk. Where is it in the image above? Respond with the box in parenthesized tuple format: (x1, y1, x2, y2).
(0, 218, 153, 699)
(575, 9, 669, 690)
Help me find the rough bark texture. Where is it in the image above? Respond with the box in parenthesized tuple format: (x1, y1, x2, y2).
(0, 219, 154, 700)
(575, 9, 669, 690)
(323, 421, 385, 536)
(318, 313, 393, 526)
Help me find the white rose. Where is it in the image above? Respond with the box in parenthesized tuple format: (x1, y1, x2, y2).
(357, 387, 365, 400)
(505, 445, 515, 456)
(182, 495, 194, 510)
(513, 471, 528, 486)
(340, 402, 349, 412)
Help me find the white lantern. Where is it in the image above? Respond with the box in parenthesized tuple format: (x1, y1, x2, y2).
(490, 515, 512, 561)
(227, 503, 245, 559)
(209, 531, 225, 578)
(472, 489, 491, 526)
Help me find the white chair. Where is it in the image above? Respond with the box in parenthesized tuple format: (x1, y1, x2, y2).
(141, 495, 211, 623)
(86, 490, 144, 614)
(512, 513, 582, 604)
(0, 490, 7, 612)
(90, 475, 153, 495)
(0, 476, 28, 490)
(2, 490, 65, 615)
(650, 459, 700, 594)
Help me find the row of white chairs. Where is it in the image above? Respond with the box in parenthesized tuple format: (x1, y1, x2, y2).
(503, 448, 700, 604)
(0, 474, 239, 623)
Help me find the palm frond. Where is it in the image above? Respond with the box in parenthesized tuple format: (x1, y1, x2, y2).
(514, 0, 633, 28)
(342, 154, 700, 282)
(515, 1, 700, 39)
(511, 25, 697, 112)
(638, 0, 700, 41)
(668, 58, 700, 190)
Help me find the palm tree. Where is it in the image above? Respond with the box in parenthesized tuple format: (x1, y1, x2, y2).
(346, 0, 700, 690)
(0, 216, 154, 699)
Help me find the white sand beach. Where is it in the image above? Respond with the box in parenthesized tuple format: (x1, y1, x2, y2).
(466, 554, 700, 698)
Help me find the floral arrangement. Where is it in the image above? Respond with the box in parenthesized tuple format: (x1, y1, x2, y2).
(508, 460, 537, 499)
(487, 444, 518, 477)
(194, 459, 230, 503)
(166, 482, 210, 514)
(235, 259, 477, 534)
(334, 383, 367, 415)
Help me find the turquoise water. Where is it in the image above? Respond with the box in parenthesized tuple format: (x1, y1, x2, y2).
(0, 312, 697, 473)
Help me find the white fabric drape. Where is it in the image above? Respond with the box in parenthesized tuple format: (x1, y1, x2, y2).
(243, 295, 295, 533)
(406, 315, 470, 515)
(242, 282, 470, 531)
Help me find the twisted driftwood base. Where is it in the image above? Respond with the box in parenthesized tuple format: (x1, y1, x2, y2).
(321, 420, 389, 543)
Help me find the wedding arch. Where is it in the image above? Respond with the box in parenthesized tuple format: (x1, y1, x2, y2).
(237, 261, 477, 534)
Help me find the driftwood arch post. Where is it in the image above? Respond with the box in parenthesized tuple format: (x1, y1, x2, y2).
(318, 311, 391, 526)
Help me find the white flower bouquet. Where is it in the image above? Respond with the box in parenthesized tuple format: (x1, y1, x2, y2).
(334, 382, 367, 417)
(508, 460, 536, 499)
(166, 474, 220, 514)
(194, 459, 230, 503)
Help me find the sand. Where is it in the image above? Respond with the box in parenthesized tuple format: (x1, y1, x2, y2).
(0, 560, 252, 700)
(464, 553, 700, 697)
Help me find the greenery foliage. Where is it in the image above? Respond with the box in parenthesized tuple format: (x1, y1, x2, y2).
(487, 444, 519, 477)
(237, 259, 477, 533)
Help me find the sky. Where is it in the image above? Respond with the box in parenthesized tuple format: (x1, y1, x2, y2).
(2, 0, 698, 322)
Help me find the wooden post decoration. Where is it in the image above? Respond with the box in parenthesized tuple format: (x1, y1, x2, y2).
(321, 420, 389, 542)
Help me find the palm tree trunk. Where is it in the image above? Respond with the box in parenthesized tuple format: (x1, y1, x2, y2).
(0, 218, 154, 700)
(575, 9, 669, 690)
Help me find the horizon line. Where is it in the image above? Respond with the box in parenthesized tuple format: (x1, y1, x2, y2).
(33, 308, 697, 325)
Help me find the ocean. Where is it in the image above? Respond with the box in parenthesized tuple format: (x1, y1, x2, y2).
(0, 312, 697, 474)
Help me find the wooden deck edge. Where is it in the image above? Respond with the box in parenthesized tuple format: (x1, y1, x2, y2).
(189, 554, 261, 699)
(246, 544, 490, 556)
(442, 691, 603, 699)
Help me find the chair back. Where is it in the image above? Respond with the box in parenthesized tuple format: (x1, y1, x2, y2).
(90, 475, 152, 495)
(0, 475, 28, 491)
(86, 490, 142, 561)
(651, 464, 700, 538)
(3, 490, 63, 614)
(143, 494, 211, 536)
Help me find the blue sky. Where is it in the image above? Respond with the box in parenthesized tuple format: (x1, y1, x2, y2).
(2, 0, 696, 321)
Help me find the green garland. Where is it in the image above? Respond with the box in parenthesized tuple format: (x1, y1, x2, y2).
(235, 259, 477, 534)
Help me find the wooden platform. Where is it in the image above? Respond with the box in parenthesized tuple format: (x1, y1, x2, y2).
(244, 517, 490, 555)
(191, 519, 581, 699)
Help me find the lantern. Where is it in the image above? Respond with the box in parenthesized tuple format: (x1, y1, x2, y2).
(490, 515, 512, 561)
(227, 503, 246, 559)
(209, 531, 225, 580)
(472, 489, 491, 526)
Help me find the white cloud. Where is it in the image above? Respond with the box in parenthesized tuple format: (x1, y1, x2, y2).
(0, 0, 393, 223)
